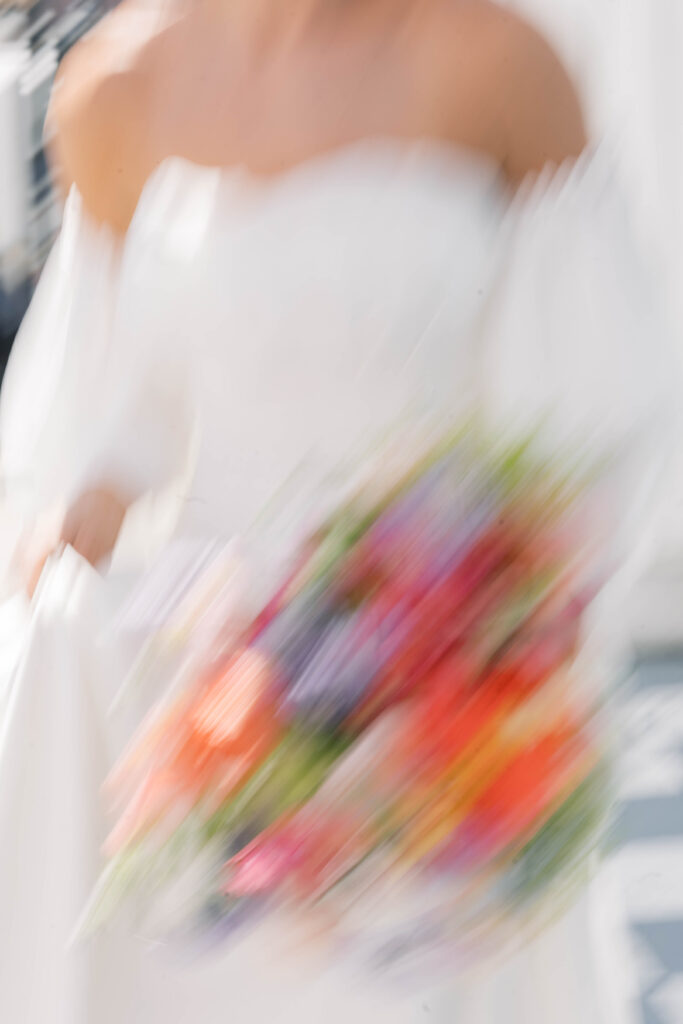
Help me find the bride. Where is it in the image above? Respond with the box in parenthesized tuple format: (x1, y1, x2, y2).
(0, 0, 675, 1021)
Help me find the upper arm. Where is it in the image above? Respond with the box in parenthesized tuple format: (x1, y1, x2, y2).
(484, 9, 587, 184)
(48, 40, 155, 234)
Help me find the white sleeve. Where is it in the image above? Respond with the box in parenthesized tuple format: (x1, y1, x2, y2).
(0, 189, 196, 525)
(481, 147, 680, 575)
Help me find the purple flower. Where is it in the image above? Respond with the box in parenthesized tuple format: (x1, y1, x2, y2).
(281, 612, 384, 727)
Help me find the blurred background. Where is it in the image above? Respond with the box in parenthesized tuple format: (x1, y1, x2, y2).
(0, 0, 114, 373)
(0, 3, 682, 1021)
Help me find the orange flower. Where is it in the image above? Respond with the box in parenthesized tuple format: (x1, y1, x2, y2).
(106, 649, 281, 853)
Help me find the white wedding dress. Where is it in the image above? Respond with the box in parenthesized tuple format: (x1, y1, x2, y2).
(0, 139, 676, 1024)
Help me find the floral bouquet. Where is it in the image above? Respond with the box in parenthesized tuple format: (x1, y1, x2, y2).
(88, 424, 613, 977)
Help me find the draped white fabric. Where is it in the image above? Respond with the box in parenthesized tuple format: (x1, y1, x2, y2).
(0, 189, 197, 516)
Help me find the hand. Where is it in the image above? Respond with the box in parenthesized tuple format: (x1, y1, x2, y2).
(26, 487, 128, 598)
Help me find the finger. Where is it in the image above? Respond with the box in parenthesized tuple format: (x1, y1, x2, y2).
(68, 531, 98, 567)
(26, 554, 48, 600)
(26, 545, 64, 600)
(71, 526, 110, 568)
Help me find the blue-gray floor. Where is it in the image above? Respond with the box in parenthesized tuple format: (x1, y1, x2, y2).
(618, 656, 683, 1024)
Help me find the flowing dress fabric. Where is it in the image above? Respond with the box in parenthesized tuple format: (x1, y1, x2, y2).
(0, 141, 676, 1024)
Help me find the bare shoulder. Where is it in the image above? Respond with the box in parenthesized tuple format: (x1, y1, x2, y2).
(48, 2, 171, 232)
(427, 0, 587, 182)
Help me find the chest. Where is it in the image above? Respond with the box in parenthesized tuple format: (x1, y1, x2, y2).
(156, 22, 438, 174)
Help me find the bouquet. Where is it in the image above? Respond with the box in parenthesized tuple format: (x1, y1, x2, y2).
(89, 424, 613, 977)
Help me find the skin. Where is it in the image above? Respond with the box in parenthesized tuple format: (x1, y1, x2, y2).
(28, 0, 587, 593)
